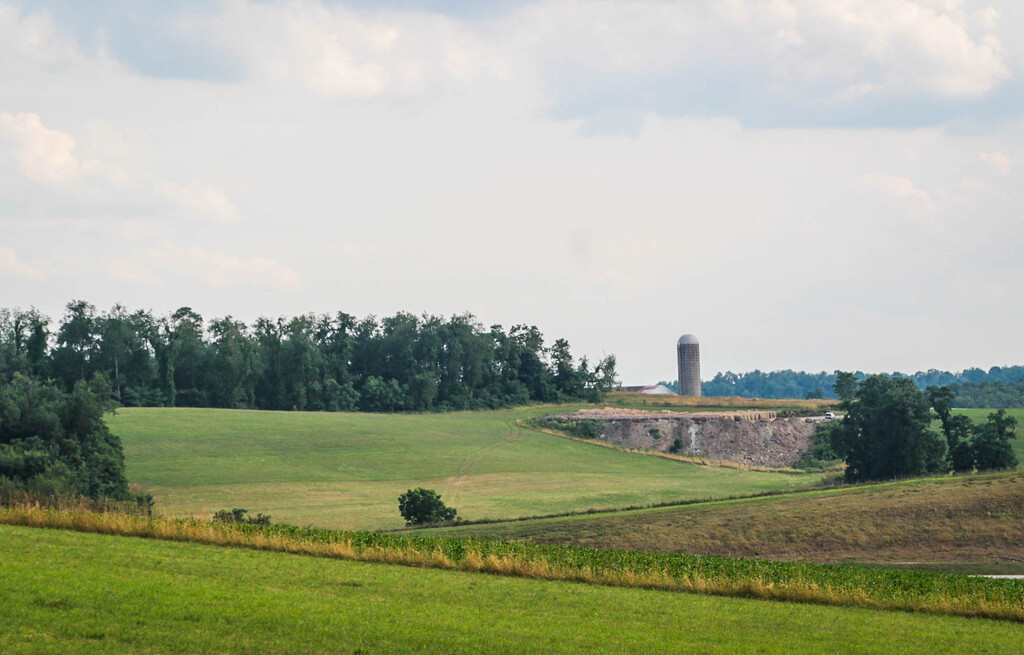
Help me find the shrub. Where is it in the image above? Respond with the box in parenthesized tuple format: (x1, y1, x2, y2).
(533, 418, 603, 440)
(213, 508, 271, 525)
(397, 488, 457, 526)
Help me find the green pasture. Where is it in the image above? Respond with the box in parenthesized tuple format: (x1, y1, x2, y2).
(3, 525, 1022, 655)
(109, 407, 822, 530)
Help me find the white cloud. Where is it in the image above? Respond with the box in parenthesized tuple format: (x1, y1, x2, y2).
(319, 241, 377, 262)
(512, 0, 1011, 118)
(104, 260, 160, 286)
(146, 243, 302, 290)
(979, 151, 1012, 174)
(0, 112, 130, 187)
(972, 5, 1001, 31)
(0, 112, 80, 183)
(156, 180, 239, 224)
(0, 247, 44, 280)
(0, 3, 87, 68)
(859, 173, 935, 214)
(797, 0, 1010, 98)
(959, 174, 989, 192)
(1, 112, 235, 223)
(196, 0, 504, 98)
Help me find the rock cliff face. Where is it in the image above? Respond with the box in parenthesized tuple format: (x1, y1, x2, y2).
(551, 410, 817, 467)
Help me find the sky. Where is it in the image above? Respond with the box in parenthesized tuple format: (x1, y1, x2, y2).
(1, 0, 1022, 385)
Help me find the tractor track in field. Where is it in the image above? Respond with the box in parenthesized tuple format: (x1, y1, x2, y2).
(445, 422, 522, 507)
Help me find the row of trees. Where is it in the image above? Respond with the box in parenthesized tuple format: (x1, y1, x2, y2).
(0, 302, 618, 413)
(815, 373, 1017, 482)
(658, 366, 1024, 406)
(947, 380, 1024, 409)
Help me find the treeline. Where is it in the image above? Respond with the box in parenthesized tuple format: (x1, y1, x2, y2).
(659, 366, 1024, 406)
(0, 302, 617, 413)
(948, 380, 1024, 409)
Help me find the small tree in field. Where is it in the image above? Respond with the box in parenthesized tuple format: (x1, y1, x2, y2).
(397, 487, 457, 526)
(972, 410, 1018, 471)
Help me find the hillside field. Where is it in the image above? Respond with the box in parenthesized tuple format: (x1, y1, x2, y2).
(3, 524, 1023, 654)
(109, 406, 824, 530)
(426, 471, 1024, 573)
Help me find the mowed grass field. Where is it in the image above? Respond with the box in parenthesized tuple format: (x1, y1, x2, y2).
(108, 407, 823, 531)
(3, 524, 1022, 655)
(427, 471, 1024, 572)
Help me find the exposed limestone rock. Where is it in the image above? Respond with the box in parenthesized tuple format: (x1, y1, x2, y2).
(551, 409, 817, 467)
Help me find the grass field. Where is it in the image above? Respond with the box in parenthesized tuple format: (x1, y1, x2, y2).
(426, 471, 1024, 572)
(108, 407, 824, 531)
(3, 524, 1023, 654)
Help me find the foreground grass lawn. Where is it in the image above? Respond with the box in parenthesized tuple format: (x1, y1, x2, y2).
(2, 525, 1021, 654)
(109, 407, 822, 530)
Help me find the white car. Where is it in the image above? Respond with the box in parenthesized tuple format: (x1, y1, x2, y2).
(824, 412, 836, 420)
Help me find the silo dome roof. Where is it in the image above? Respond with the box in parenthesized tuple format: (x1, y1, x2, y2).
(677, 334, 699, 345)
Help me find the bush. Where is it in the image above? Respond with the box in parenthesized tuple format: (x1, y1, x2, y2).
(0, 374, 130, 500)
(533, 418, 603, 440)
(397, 487, 457, 526)
(213, 508, 271, 525)
(794, 421, 844, 469)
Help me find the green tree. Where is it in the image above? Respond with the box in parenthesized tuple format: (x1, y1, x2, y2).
(52, 300, 98, 388)
(840, 375, 946, 482)
(833, 371, 858, 407)
(397, 487, 457, 526)
(947, 414, 976, 473)
(0, 374, 130, 499)
(550, 338, 580, 399)
(972, 410, 1018, 471)
(208, 317, 256, 408)
(168, 307, 208, 407)
(359, 376, 404, 412)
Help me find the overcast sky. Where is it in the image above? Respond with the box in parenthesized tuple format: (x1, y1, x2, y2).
(2, 0, 1022, 384)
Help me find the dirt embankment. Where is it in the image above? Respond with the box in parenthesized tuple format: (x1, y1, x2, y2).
(554, 408, 817, 467)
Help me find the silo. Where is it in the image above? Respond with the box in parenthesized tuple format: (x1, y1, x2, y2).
(676, 334, 701, 397)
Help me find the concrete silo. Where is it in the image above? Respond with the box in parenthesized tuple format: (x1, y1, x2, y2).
(676, 334, 701, 397)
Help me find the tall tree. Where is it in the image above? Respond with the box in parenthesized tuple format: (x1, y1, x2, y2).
(52, 300, 98, 388)
(207, 317, 255, 408)
(972, 410, 1019, 471)
(839, 375, 946, 482)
